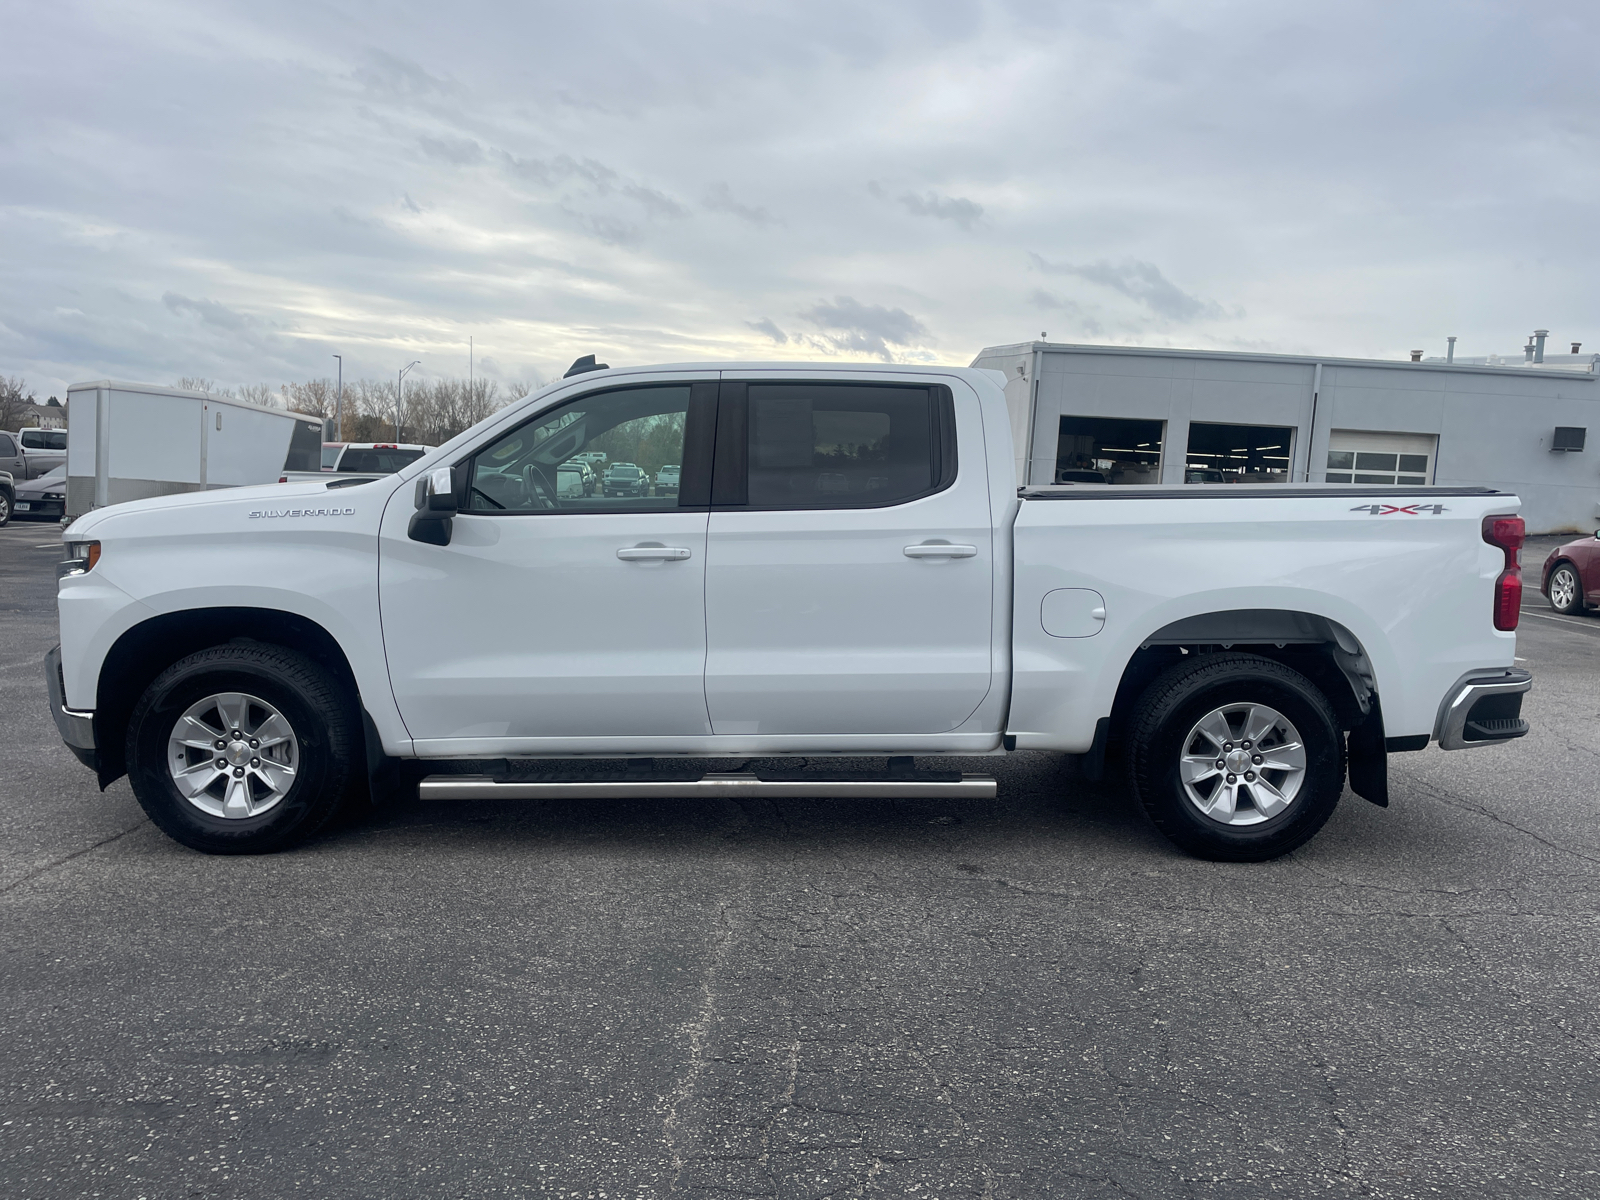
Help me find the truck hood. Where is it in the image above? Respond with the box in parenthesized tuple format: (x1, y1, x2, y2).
(65, 477, 398, 539)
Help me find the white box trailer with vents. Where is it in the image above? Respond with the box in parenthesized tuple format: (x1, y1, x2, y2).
(64, 381, 322, 519)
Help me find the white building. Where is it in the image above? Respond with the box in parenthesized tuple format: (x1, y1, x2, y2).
(20, 398, 68, 429)
(972, 341, 1599, 534)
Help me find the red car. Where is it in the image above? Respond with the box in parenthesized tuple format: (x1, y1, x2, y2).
(1541, 533, 1600, 614)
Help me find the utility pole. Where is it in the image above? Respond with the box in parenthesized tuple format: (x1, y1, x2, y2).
(469, 336, 473, 396)
(331, 354, 343, 441)
(398, 360, 421, 442)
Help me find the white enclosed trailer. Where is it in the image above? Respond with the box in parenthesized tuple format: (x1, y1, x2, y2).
(64, 381, 320, 519)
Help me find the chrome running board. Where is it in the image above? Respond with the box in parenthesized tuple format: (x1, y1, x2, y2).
(418, 772, 997, 801)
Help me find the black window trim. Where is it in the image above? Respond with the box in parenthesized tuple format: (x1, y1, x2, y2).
(710, 378, 958, 512)
(456, 379, 717, 516)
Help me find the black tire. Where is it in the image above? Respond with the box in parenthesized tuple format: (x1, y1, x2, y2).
(0, 489, 11, 526)
(1547, 562, 1583, 615)
(126, 644, 359, 854)
(1127, 653, 1345, 862)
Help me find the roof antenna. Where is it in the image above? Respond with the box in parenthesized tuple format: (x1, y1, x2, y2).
(564, 354, 610, 378)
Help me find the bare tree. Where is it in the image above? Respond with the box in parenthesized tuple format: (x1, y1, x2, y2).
(152, 373, 522, 444)
(236, 383, 277, 407)
(174, 377, 219, 393)
(0, 375, 36, 430)
(279, 379, 334, 416)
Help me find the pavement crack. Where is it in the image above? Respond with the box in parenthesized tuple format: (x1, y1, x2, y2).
(756, 1036, 801, 1189)
(0, 819, 148, 896)
(661, 900, 738, 1192)
(1406, 780, 1600, 868)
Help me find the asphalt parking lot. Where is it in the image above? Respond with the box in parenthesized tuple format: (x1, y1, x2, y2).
(2, 521, 1598, 1199)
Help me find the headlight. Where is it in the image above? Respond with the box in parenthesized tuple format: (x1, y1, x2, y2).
(44, 492, 64, 501)
(58, 541, 101, 578)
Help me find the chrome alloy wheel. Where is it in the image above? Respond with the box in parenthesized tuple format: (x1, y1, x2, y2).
(1178, 703, 1307, 826)
(1550, 565, 1578, 611)
(166, 692, 299, 819)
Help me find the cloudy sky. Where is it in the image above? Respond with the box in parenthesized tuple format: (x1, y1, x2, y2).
(4, 0, 1597, 398)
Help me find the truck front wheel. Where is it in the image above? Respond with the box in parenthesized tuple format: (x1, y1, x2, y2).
(1127, 653, 1345, 862)
(126, 644, 359, 854)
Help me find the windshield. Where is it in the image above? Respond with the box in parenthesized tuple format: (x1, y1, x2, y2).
(338, 447, 426, 473)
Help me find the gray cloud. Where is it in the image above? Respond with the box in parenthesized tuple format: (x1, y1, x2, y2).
(562, 208, 641, 247)
(746, 317, 787, 344)
(499, 153, 619, 191)
(1027, 290, 1104, 338)
(801, 296, 929, 362)
(418, 134, 483, 165)
(623, 184, 688, 220)
(163, 292, 252, 332)
(1030, 254, 1229, 322)
(704, 183, 776, 225)
(351, 49, 460, 100)
(897, 190, 983, 230)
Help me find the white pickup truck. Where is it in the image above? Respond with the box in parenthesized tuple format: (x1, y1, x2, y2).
(47, 362, 1531, 861)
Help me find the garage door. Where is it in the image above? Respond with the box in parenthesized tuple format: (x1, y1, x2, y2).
(1324, 430, 1436, 485)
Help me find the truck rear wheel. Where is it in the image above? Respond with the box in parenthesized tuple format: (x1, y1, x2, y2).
(126, 644, 358, 854)
(1127, 653, 1345, 862)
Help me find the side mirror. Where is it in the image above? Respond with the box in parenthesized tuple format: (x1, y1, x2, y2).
(408, 466, 458, 545)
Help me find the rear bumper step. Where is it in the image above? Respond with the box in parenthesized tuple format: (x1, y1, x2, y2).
(418, 772, 998, 801)
(1436, 668, 1533, 751)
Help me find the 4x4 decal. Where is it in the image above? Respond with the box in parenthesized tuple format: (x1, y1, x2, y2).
(1350, 503, 1449, 515)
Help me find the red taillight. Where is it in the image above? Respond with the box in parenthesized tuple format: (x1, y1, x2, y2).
(278, 475, 288, 483)
(1482, 515, 1525, 552)
(1494, 570, 1522, 630)
(1483, 514, 1525, 631)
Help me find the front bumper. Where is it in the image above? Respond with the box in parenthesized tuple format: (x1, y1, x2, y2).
(1435, 667, 1532, 751)
(13, 498, 65, 518)
(45, 644, 98, 770)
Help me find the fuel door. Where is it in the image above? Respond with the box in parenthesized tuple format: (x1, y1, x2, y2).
(1041, 588, 1106, 638)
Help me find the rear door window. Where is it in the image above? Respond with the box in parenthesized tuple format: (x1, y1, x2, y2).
(715, 382, 955, 509)
(0, 434, 15, 456)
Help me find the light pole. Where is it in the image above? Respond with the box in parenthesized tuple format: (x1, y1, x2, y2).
(397, 360, 421, 442)
(331, 354, 343, 441)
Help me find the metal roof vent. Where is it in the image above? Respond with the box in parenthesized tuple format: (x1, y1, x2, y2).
(564, 354, 611, 378)
(1573, 342, 1583, 354)
(1410, 350, 1423, 362)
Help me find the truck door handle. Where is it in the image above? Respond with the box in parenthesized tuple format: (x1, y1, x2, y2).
(903, 543, 978, 559)
(617, 545, 692, 561)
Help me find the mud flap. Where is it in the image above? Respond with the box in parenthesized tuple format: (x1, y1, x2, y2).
(361, 708, 415, 805)
(1346, 704, 1389, 807)
(1081, 717, 1111, 782)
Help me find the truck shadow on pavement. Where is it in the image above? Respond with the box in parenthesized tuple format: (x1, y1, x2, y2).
(312, 751, 1175, 861)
